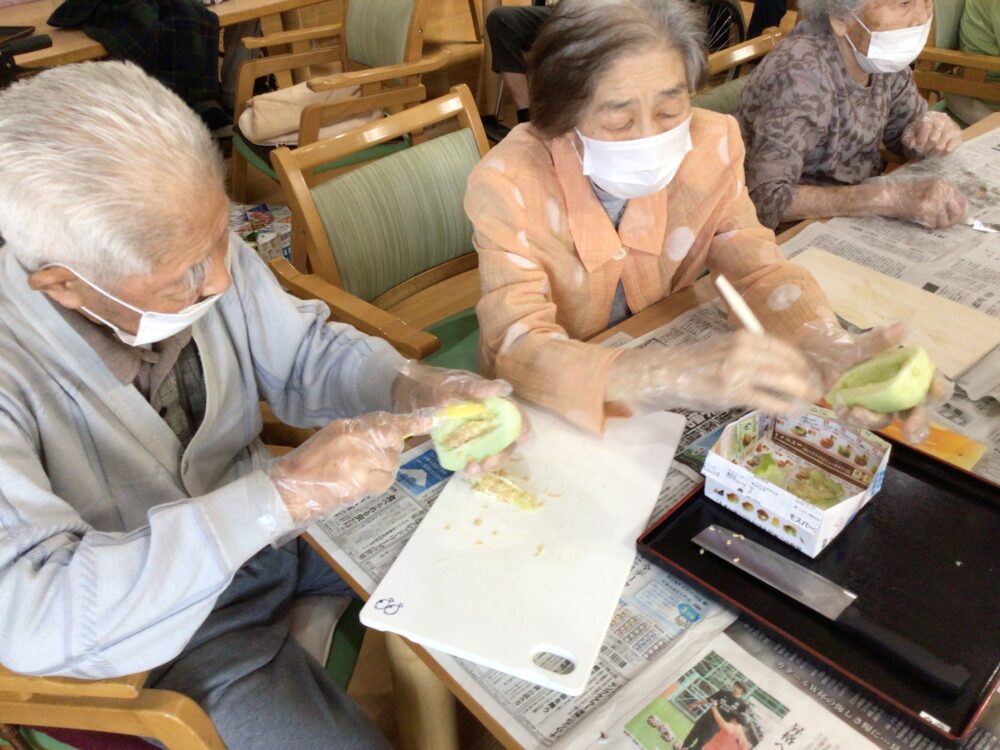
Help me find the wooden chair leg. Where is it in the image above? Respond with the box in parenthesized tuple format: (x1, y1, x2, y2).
(230, 147, 249, 203)
(0, 723, 32, 750)
(384, 634, 459, 750)
(468, 0, 483, 41)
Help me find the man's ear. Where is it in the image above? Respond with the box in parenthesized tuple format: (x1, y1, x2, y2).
(27, 266, 86, 310)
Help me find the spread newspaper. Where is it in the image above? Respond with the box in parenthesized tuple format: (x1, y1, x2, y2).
(308, 129, 1000, 750)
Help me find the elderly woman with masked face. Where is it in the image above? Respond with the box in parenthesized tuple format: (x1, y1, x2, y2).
(464, 0, 948, 441)
(736, 0, 968, 231)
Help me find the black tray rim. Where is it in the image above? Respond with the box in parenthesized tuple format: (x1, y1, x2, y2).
(638, 480, 1000, 744)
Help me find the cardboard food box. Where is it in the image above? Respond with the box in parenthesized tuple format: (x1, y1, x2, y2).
(701, 406, 891, 558)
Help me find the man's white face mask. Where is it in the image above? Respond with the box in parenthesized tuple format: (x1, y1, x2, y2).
(45, 260, 225, 347)
(844, 14, 932, 75)
(576, 115, 694, 200)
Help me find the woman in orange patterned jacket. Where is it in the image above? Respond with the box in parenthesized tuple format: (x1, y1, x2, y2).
(464, 0, 942, 442)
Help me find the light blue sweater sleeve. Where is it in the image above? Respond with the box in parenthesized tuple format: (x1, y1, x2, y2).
(0, 412, 295, 678)
(226, 237, 407, 427)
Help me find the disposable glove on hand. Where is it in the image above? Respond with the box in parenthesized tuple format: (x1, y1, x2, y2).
(902, 111, 963, 158)
(795, 319, 953, 444)
(605, 331, 823, 415)
(392, 360, 531, 474)
(268, 411, 433, 526)
(864, 175, 967, 229)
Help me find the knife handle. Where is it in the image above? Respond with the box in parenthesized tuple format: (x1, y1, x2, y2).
(836, 606, 970, 695)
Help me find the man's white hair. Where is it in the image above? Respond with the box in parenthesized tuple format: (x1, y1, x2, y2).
(0, 61, 225, 286)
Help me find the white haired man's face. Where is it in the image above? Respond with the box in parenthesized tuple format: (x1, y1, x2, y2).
(833, 0, 933, 54)
(28, 183, 231, 334)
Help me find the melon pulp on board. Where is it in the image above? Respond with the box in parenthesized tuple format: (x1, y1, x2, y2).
(825, 346, 935, 413)
(431, 397, 523, 471)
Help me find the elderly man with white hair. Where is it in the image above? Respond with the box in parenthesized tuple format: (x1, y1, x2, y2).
(736, 0, 969, 231)
(0, 61, 523, 748)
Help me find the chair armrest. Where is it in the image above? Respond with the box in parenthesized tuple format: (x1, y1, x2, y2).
(918, 46, 1000, 73)
(0, 666, 147, 699)
(243, 22, 343, 51)
(269, 259, 441, 359)
(307, 50, 451, 92)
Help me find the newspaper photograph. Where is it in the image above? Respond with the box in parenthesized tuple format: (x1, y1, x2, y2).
(724, 620, 1000, 750)
(601, 635, 879, 750)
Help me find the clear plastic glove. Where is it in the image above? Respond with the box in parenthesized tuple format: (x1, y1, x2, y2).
(391, 360, 531, 474)
(902, 111, 963, 158)
(267, 411, 433, 527)
(605, 331, 823, 415)
(795, 319, 954, 444)
(866, 175, 967, 229)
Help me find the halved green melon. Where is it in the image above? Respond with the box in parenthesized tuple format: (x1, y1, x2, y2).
(825, 346, 934, 413)
(431, 397, 522, 471)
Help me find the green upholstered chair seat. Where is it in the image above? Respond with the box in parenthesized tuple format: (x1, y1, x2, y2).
(233, 127, 412, 181)
(309, 127, 481, 302)
(422, 307, 480, 373)
(693, 78, 747, 114)
(346, 0, 415, 69)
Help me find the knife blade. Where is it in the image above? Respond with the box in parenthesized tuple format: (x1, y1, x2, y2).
(693, 525, 970, 694)
(966, 219, 1000, 234)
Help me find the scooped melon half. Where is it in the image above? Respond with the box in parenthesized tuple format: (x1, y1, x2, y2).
(825, 346, 934, 414)
(431, 397, 522, 471)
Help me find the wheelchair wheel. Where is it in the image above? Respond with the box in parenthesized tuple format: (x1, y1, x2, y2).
(699, 0, 746, 79)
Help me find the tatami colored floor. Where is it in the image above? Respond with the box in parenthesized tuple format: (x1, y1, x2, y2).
(260, 4, 523, 747)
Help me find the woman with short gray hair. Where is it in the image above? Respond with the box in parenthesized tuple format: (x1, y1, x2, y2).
(464, 0, 938, 443)
(736, 0, 967, 230)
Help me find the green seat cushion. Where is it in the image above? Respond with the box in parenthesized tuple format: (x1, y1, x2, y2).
(309, 128, 481, 302)
(234, 130, 412, 182)
(423, 307, 480, 373)
(693, 78, 747, 114)
(325, 598, 366, 691)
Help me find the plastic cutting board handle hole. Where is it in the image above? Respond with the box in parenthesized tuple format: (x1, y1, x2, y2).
(532, 648, 576, 675)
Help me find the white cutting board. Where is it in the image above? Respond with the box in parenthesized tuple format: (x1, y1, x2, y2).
(792, 247, 1000, 379)
(361, 405, 684, 695)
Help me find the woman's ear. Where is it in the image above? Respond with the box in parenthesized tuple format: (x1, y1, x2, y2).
(27, 266, 86, 310)
(829, 15, 849, 38)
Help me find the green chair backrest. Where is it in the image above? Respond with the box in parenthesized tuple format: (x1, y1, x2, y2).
(934, 0, 966, 50)
(310, 128, 481, 302)
(346, 0, 415, 69)
(692, 78, 747, 114)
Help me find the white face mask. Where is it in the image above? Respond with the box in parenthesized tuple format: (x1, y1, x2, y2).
(576, 115, 693, 200)
(47, 263, 223, 347)
(844, 14, 931, 75)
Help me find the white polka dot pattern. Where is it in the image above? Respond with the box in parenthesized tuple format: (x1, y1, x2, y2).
(767, 284, 802, 311)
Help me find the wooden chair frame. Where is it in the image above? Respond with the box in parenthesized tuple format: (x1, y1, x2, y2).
(914, 6, 1000, 107)
(705, 25, 784, 77)
(0, 667, 225, 750)
(270, 84, 489, 359)
(230, 0, 439, 201)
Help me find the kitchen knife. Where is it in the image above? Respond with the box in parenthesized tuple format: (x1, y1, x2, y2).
(693, 525, 970, 694)
(966, 219, 1000, 234)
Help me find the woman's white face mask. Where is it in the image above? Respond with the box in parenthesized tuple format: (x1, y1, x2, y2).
(46, 261, 225, 347)
(845, 14, 932, 75)
(576, 115, 694, 200)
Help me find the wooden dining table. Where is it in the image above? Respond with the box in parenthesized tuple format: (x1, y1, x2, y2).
(3, 0, 329, 68)
(305, 110, 1000, 750)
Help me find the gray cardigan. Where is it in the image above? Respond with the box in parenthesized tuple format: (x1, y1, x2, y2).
(0, 235, 404, 678)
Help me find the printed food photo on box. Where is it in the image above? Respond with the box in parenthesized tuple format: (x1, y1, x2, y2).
(701, 407, 891, 558)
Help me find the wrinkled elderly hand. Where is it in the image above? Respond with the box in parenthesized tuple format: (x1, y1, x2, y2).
(869, 176, 967, 229)
(268, 411, 433, 525)
(391, 360, 530, 475)
(795, 319, 954, 444)
(902, 111, 963, 158)
(605, 331, 823, 415)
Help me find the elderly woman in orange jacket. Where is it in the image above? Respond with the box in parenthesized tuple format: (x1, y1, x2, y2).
(465, 0, 943, 442)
